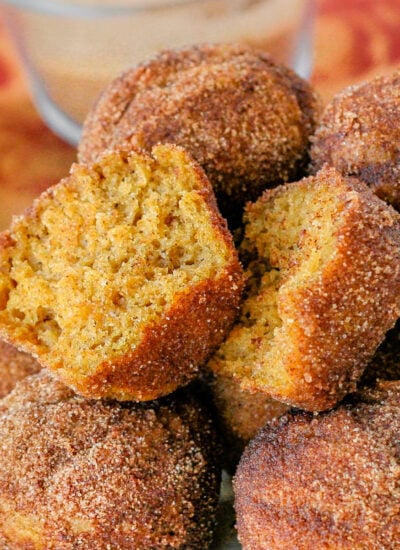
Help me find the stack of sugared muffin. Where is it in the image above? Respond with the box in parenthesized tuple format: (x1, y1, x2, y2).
(0, 44, 399, 550)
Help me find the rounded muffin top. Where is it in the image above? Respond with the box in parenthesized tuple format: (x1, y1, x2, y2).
(234, 380, 400, 550)
(0, 372, 221, 550)
(79, 43, 319, 226)
(310, 70, 400, 209)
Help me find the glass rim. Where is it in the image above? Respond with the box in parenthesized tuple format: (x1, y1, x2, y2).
(0, 0, 202, 17)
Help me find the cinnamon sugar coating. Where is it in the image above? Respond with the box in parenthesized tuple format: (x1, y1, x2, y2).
(310, 71, 400, 210)
(234, 381, 400, 550)
(209, 167, 400, 411)
(0, 340, 41, 398)
(360, 318, 400, 386)
(209, 371, 289, 471)
(0, 145, 243, 401)
(0, 372, 221, 549)
(79, 43, 319, 226)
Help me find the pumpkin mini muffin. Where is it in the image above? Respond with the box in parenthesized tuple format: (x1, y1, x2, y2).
(209, 167, 400, 411)
(0, 372, 222, 550)
(79, 43, 319, 226)
(0, 339, 41, 398)
(310, 70, 400, 210)
(0, 145, 243, 401)
(234, 381, 400, 550)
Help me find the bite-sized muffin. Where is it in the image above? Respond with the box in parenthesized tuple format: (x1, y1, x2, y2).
(209, 371, 289, 471)
(209, 167, 400, 411)
(234, 381, 400, 550)
(0, 339, 41, 398)
(0, 145, 243, 401)
(310, 70, 400, 209)
(0, 372, 222, 550)
(79, 43, 319, 226)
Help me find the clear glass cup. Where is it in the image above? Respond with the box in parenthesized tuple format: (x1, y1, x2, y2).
(1, 0, 314, 146)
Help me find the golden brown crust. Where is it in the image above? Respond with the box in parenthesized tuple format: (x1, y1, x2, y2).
(0, 372, 221, 549)
(0, 340, 41, 399)
(234, 381, 400, 550)
(68, 264, 244, 400)
(0, 145, 244, 401)
(275, 173, 400, 408)
(79, 43, 320, 226)
(310, 70, 400, 209)
(209, 168, 400, 411)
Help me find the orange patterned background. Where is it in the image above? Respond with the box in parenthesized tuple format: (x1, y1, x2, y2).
(1, 0, 400, 229)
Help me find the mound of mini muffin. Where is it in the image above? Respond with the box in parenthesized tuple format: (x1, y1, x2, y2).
(1, 44, 400, 550)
